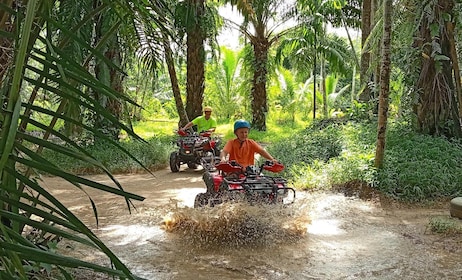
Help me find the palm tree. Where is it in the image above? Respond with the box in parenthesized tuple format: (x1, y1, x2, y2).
(276, 0, 358, 120)
(271, 67, 298, 124)
(222, 0, 297, 131)
(206, 46, 244, 119)
(175, 0, 222, 121)
(0, 0, 167, 278)
(54, 0, 131, 140)
(128, 0, 190, 127)
(185, 0, 206, 119)
(358, 0, 373, 102)
(277, 26, 353, 119)
(163, 32, 190, 127)
(93, 6, 125, 142)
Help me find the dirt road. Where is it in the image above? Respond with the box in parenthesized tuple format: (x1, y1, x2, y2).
(42, 166, 462, 280)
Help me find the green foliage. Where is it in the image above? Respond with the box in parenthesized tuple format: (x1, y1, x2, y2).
(204, 46, 245, 120)
(131, 120, 178, 138)
(268, 120, 377, 189)
(268, 120, 462, 202)
(428, 216, 462, 234)
(0, 0, 171, 278)
(42, 136, 174, 174)
(346, 100, 376, 121)
(269, 67, 313, 124)
(319, 122, 459, 201)
(269, 120, 344, 167)
(39, 118, 462, 204)
(378, 125, 462, 202)
(250, 121, 305, 143)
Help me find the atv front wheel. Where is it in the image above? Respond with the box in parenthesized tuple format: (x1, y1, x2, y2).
(169, 152, 180, 172)
(194, 193, 211, 208)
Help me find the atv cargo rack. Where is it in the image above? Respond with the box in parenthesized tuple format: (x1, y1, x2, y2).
(195, 160, 296, 207)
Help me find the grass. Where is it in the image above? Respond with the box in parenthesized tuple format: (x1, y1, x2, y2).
(126, 119, 178, 138)
(42, 135, 174, 174)
(428, 216, 462, 234)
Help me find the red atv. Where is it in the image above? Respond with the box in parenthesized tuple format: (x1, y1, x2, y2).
(195, 160, 296, 207)
(169, 129, 220, 172)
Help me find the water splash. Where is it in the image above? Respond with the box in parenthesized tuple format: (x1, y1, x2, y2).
(162, 203, 311, 248)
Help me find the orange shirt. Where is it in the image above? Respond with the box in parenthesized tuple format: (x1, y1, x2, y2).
(223, 138, 263, 168)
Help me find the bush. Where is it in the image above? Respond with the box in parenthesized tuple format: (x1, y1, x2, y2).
(268, 123, 343, 168)
(269, 121, 376, 190)
(42, 135, 174, 174)
(270, 119, 462, 201)
(378, 126, 462, 201)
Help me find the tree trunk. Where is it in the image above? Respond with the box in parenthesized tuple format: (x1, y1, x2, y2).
(321, 57, 328, 118)
(163, 34, 189, 127)
(185, 0, 205, 120)
(93, 9, 123, 142)
(0, 0, 15, 85)
(251, 37, 269, 131)
(340, 9, 360, 70)
(414, 0, 461, 137)
(358, 0, 372, 102)
(313, 31, 317, 119)
(446, 21, 462, 121)
(375, 0, 392, 168)
(371, 0, 381, 113)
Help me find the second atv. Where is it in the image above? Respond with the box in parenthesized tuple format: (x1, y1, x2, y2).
(169, 129, 220, 172)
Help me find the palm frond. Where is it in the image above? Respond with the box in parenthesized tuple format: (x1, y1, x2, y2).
(0, 0, 169, 278)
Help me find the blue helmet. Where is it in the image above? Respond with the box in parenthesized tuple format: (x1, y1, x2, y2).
(234, 119, 251, 132)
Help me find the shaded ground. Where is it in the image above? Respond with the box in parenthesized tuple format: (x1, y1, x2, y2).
(41, 166, 462, 280)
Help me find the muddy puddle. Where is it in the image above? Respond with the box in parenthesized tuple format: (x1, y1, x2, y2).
(42, 168, 462, 280)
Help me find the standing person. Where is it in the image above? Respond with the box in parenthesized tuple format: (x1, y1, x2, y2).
(180, 106, 217, 133)
(220, 119, 276, 169)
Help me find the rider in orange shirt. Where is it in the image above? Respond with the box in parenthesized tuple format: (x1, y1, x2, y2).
(220, 120, 276, 169)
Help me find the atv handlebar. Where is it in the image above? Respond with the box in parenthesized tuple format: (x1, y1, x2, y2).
(177, 129, 188, 136)
(199, 131, 212, 137)
(215, 161, 243, 173)
(215, 160, 284, 174)
(177, 129, 212, 138)
(262, 160, 284, 173)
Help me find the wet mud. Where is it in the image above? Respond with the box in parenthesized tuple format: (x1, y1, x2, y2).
(41, 167, 462, 280)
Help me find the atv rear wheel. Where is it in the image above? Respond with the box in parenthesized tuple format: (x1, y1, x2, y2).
(194, 193, 211, 208)
(169, 152, 180, 172)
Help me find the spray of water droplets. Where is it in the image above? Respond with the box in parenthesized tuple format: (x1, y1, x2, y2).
(162, 202, 311, 248)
